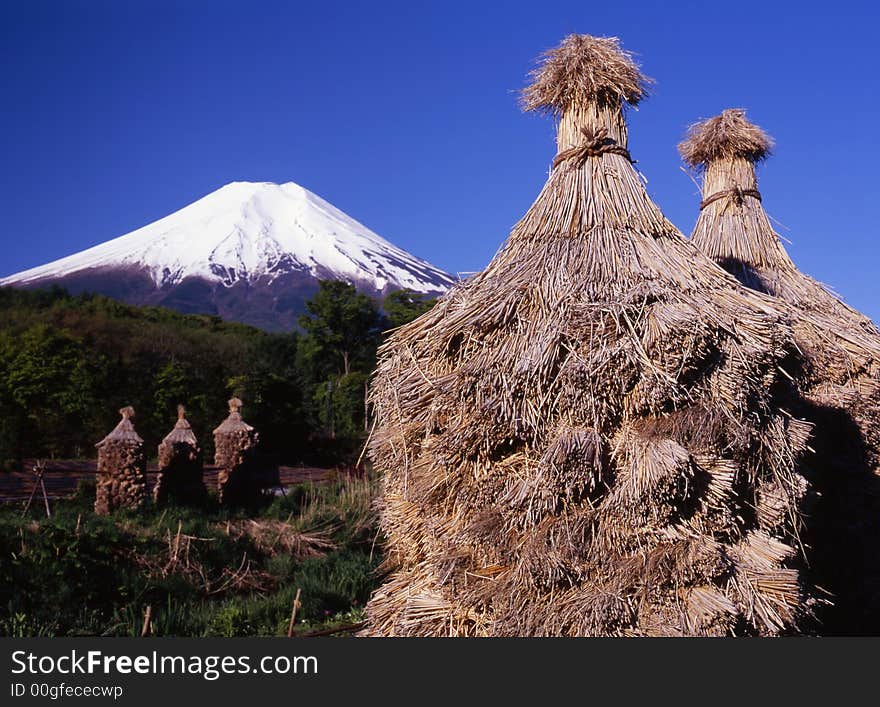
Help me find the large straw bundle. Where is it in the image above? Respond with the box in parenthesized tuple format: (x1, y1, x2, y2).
(95, 406, 148, 514)
(681, 109, 880, 632)
(364, 35, 817, 637)
(154, 405, 207, 507)
(680, 109, 880, 390)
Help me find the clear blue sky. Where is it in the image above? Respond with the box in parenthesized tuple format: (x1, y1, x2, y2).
(1, 0, 878, 319)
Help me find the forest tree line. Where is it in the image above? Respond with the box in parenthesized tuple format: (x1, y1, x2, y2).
(0, 282, 436, 468)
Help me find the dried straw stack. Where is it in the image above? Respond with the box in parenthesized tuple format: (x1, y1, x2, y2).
(213, 397, 262, 506)
(154, 405, 207, 507)
(681, 109, 880, 633)
(364, 35, 817, 637)
(95, 406, 148, 514)
(680, 109, 880, 393)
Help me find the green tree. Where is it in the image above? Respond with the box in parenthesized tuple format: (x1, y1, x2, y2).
(299, 281, 382, 378)
(383, 289, 437, 328)
(0, 335, 26, 464)
(297, 282, 383, 450)
(312, 371, 369, 440)
(1, 325, 102, 458)
(228, 334, 308, 462)
(153, 359, 189, 429)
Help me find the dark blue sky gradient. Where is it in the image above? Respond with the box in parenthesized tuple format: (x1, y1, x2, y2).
(1, 1, 878, 318)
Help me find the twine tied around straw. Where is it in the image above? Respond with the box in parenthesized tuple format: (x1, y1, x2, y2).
(552, 126, 634, 170)
(700, 187, 762, 211)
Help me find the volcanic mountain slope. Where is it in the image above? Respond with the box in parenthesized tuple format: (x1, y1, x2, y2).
(0, 181, 455, 331)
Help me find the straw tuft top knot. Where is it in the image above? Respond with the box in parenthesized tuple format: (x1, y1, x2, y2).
(228, 397, 243, 415)
(120, 406, 135, 420)
(162, 404, 197, 446)
(679, 108, 774, 169)
(172, 405, 192, 431)
(521, 34, 652, 115)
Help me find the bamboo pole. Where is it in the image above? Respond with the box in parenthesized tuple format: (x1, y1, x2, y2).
(141, 606, 152, 637)
(287, 588, 302, 637)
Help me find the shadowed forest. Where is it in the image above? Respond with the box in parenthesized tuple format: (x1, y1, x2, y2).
(0, 283, 435, 469)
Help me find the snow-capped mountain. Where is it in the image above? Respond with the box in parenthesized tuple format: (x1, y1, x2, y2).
(0, 181, 455, 331)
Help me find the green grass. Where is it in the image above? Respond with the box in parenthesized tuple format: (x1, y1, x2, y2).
(0, 476, 383, 637)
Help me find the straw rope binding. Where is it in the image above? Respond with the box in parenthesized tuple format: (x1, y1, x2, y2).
(552, 126, 633, 169)
(700, 187, 762, 210)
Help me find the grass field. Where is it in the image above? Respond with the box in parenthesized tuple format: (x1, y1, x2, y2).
(0, 473, 382, 637)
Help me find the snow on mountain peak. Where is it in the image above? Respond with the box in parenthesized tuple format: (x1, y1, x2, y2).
(1, 181, 454, 294)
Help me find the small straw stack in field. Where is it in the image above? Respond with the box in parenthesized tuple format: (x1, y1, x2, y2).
(95, 406, 148, 514)
(680, 109, 880, 633)
(154, 405, 207, 507)
(213, 398, 262, 506)
(364, 35, 818, 637)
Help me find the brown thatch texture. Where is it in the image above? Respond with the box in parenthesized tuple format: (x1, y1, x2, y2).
(681, 109, 880, 633)
(95, 406, 148, 514)
(364, 36, 816, 637)
(154, 405, 207, 507)
(680, 109, 773, 167)
(681, 110, 880, 384)
(521, 34, 651, 114)
(213, 398, 263, 506)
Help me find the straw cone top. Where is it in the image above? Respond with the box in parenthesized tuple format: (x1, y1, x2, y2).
(680, 109, 880, 368)
(679, 108, 773, 168)
(162, 405, 198, 447)
(481, 35, 793, 306)
(364, 35, 812, 637)
(213, 398, 254, 435)
(96, 406, 143, 447)
(520, 34, 652, 115)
